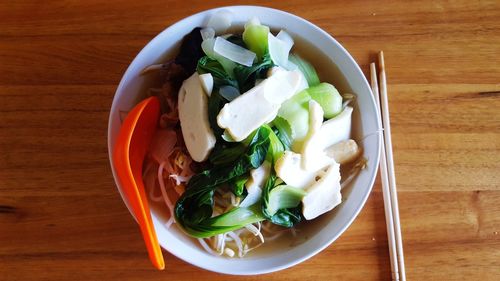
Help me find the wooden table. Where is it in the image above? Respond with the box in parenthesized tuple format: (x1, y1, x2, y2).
(1, 1, 499, 280)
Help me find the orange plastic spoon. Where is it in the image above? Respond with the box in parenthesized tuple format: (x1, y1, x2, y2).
(113, 96, 165, 270)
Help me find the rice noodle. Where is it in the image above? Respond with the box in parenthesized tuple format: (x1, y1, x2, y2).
(169, 174, 190, 186)
(141, 64, 163, 74)
(198, 238, 217, 256)
(149, 129, 177, 164)
(158, 161, 174, 226)
(216, 233, 226, 255)
(143, 162, 163, 202)
(243, 240, 263, 254)
(226, 231, 244, 257)
(244, 223, 264, 243)
(165, 217, 174, 228)
(148, 179, 163, 202)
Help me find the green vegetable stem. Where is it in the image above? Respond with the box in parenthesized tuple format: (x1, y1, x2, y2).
(174, 126, 271, 238)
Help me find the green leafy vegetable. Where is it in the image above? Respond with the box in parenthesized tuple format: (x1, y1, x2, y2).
(197, 56, 238, 88)
(243, 23, 270, 60)
(209, 142, 246, 165)
(289, 54, 320, 86)
(261, 173, 304, 227)
(277, 89, 311, 150)
(205, 204, 264, 228)
(219, 85, 240, 101)
(174, 126, 272, 238)
(209, 128, 261, 165)
(265, 125, 285, 164)
(308, 83, 343, 118)
(207, 88, 225, 138)
(272, 117, 293, 150)
(230, 175, 248, 197)
(234, 52, 274, 93)
(201, 38, 237, 77)
(267, 207, 302, 227)
(276, 82, 343, 150)
(267, 185, 306, 216)
(198, 52, 273, 95)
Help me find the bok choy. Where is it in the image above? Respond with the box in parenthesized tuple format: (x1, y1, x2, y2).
(141, 15, 361, 258)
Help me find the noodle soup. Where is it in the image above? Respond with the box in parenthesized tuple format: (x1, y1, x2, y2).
(109, 6, 380, 274)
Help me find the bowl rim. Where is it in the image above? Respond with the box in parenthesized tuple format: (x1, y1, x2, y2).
(108, 5, 381, 275)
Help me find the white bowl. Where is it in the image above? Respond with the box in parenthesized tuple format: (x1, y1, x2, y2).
(108, 5, 380, 275)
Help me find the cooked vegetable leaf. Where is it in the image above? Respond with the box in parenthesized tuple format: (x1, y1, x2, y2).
(219, 85, 240, 101)
(277, 89, 311, 150)
(205, 204, 264, 228)
(207, 88, 225, 138)
(230, 175, 248, 197)
(201, 38, 237, 78)
(267, 185, 306, 216)
(267, 207, 302, 227)
(289, 54, 320, 86)
(174, 126, 272, 238)
(261, 173, 304, 227)
(234, 53, 274, 93)
(178, 204, 265, 238)
(209, 128, 261, 165)
(272, 117, 293, 151)
(243, 23, 270, 60)
(277, 82, 343, 150)
(266, 125, 285, 164)
(197, 56, 238, 88)
(307, 83, 343, 118)
(209, 142, 246, 165)
(198, 51, 273, 94)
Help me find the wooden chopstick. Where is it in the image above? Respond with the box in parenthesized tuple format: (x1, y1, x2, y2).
(370, 51, 406, 281)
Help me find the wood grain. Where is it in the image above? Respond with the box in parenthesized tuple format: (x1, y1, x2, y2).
(1, 0, 499, 280)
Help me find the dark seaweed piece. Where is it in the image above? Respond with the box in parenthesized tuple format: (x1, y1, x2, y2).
(226, 35, 247, 48)
(175, 27, 205, 75)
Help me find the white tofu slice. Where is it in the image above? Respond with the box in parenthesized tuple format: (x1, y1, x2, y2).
(198, 73, 213, 97)
(263, 69, 307, 103)
(268, 66, 308, 90)
(217, 69, 306, 141)
(317, 106, 353, 149)
(239, 162, 271, 207)
(178, 73, 216, 162)
(302, 163, 342, 220)
(301, 100, 335, 171)
(275, 151, 331, 189)
(325, 139, 361, 165)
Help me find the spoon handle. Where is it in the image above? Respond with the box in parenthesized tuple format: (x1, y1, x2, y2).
(113, 97, 165, 270)
(121, 162, 165, 270)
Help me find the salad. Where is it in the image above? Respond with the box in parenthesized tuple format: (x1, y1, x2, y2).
(141, 12, 364, 258)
